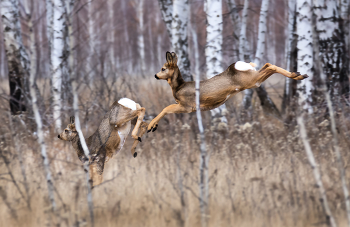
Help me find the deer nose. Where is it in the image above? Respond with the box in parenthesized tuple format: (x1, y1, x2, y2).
(58, 135, 60, 139)
(155, 74, 159, 80)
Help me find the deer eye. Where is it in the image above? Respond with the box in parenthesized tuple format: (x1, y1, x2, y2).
(162, 68, 165, 71)
(65, 129, 69, 133)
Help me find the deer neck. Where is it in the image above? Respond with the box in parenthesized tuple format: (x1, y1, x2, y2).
(71, 135, 82, 152)
(168, 67, 185, 94)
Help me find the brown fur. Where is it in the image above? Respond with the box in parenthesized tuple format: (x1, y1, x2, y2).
(148, 51, 308, 131)
(58, 99, 148, 187)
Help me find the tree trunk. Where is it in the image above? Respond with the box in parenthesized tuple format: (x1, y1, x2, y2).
(297, 115, 337, 227)
(1, 0, 30, 114)
(253, 0, 281, 119)
(296, 0, 314, 112)
(313, 0, 349, 96)
(51, 0, 65, 131)
(158, 0, 173, 40)
(28, 14, 57, 215)
(239, 0, 253, 114)
(172, 0, 192, 81)
(108, 0, 115, 71)
(87, 0, 95, 86)
(195, 44, 209, 227)
(282, 0, 297, 114)
(205, 0, 228, 129)
(138, 0, 146, 73)
(226, 0, 240, 59)
(64, 0, 94, 225)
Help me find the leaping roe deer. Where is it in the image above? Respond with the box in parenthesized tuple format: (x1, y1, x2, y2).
(147, 52, 308, 132)
(58, 98, 148, 187)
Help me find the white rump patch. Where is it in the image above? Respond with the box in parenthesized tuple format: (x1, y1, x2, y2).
(235, 61, 256, 71)
(118, 98, 137, 110)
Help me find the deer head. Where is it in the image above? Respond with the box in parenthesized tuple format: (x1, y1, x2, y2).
(58, 116, 78, 141)
(154, 51, 178, 81)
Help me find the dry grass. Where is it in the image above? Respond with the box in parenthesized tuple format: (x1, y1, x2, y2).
(1, 76, 350, 227)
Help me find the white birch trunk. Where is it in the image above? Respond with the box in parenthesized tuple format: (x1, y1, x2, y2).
(205, 0, 227, 127)
(296, 0, 313, 112)
(314, 25, 350, 226)
(284, 0, 296, 97)
(195, 49, 209, 227)
(313, 0, 348, 96)
(254, 0, 269, 69)
(239, 0, 249, 61)
(1, 0, 30, 113)
(158, 0, 173, 40)
(121, 0, 131, 72)
(64, 1, 94, 225)
(51, 0, 65, 131)
(108, 0, 115, 70)
(297, 115, 337, 227)
(192, 28, 200, 80)
(138, 0, 146, 73)
(28, 17, 57, 213)
(172, 0, 192, 81)
(239, 0, 253, 110)
(87, 0, 95, 85)
(205, 0, 223, 76)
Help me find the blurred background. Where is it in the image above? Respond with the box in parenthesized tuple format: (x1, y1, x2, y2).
(0, 0, 350, 226)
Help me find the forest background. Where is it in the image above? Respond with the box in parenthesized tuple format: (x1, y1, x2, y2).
(0, 0, 350, 226)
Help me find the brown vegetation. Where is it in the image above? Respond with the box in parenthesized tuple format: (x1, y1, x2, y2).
(0, 76, 350, 227)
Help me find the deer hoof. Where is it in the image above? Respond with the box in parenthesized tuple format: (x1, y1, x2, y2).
(303, 74, 309, 78)
(147, 128, 152, 133)
(138, 137, 142, 142)
(133, 152, 137, 158)
(152, 125, 158, 132)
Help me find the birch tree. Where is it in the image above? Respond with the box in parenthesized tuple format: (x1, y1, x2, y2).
(65, 0, 94, 225)
(297, 115, 337, 227)
(226, 0, 240, 45)
(1, 0, 30, 114)
(158, 0, 173, 39)
(172, 0, 192, 81)
(282, 0, 297, 113)
(253, 0, 281, 118)
(204, 0, 228, 128)
(138, 0, 146, 73)
(87, 0, 95, 85)
(239, 0, 253, 110)
(28, 13, 57, 214)
(195, 45, 209, 227)
(296, 0, 313, 112)
(51, 0, 66, 131)
(108, 0, 115, 70)
(313, 0, 349, 97)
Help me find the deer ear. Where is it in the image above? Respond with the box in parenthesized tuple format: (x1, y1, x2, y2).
(70, 116, 75, 124)
(166, 51, 173, 64)
(171, 52, 178, 65)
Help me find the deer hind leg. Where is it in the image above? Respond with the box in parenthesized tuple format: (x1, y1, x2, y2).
(130, 104, 146, 141)
(130, 121, 148, 157)
(89, 162, 104, 188)
(147, 104, 192, 132)
(254, 63, 308, 87)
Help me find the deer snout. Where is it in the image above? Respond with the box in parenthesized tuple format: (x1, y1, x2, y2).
(155, 74, 159, 80)
(57, 134, 61, 139)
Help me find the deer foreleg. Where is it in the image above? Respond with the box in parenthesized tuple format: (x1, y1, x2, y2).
(147, 104, 192, 132)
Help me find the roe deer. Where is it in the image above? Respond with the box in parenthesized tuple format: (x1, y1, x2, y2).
(58, 98, 148, 187)
(147, 52, 308, 132)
